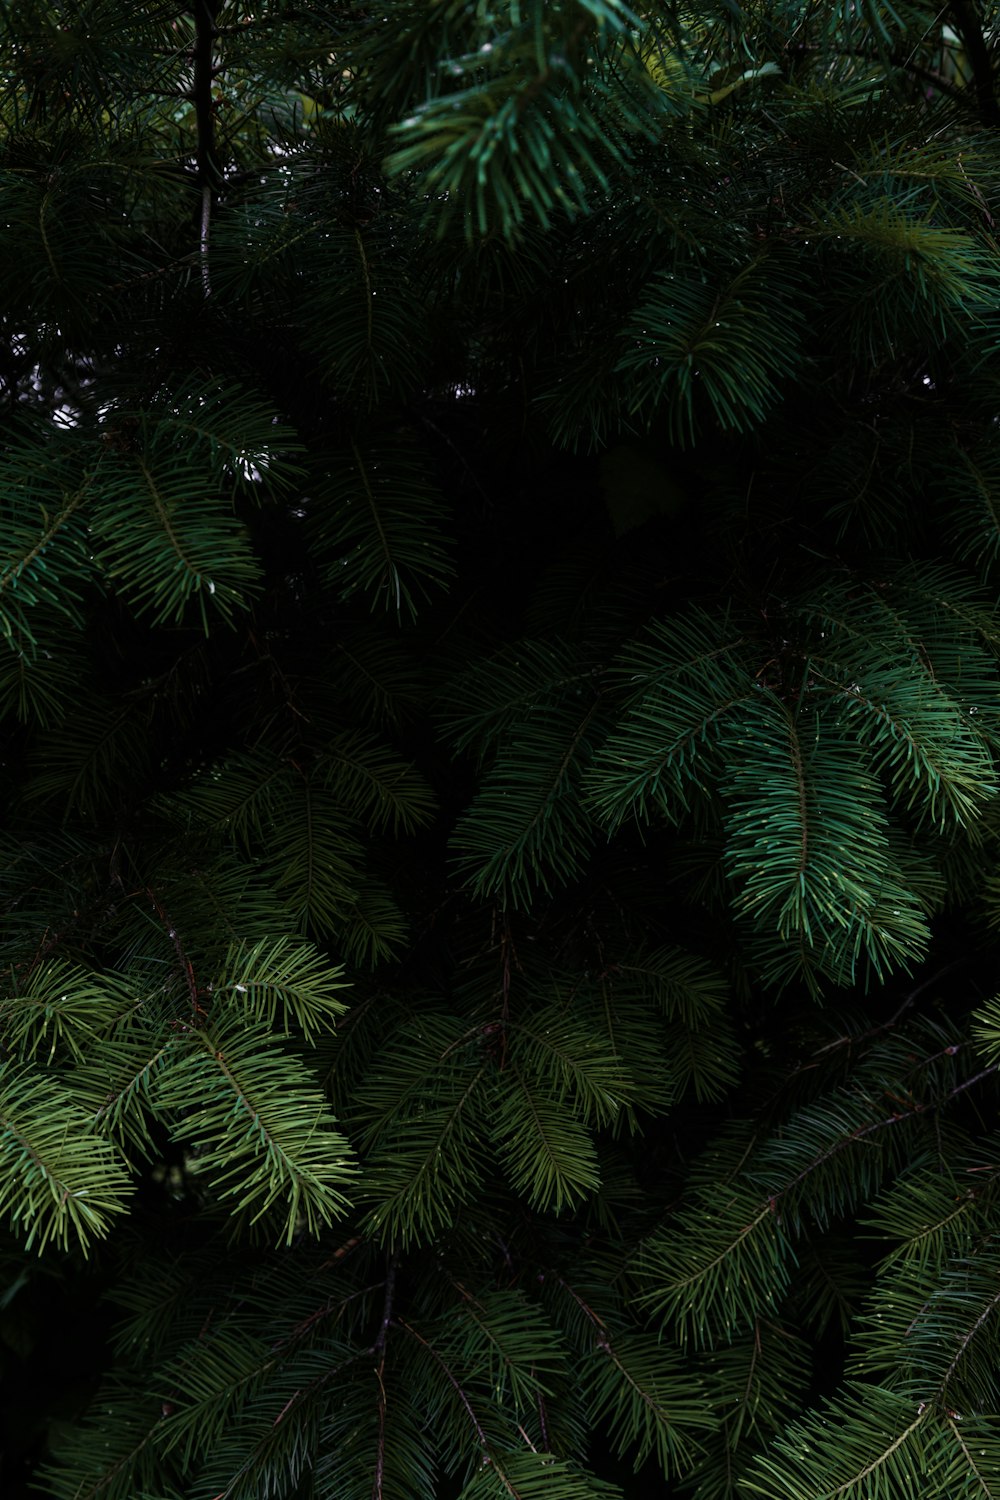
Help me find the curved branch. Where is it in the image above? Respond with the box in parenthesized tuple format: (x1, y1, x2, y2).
(193, 1, 222, 295)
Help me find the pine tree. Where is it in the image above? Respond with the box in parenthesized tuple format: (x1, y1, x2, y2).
(4, 2, 1000, 1497)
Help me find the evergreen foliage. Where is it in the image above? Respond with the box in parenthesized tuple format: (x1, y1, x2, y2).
(5, 2, 1000, 1498)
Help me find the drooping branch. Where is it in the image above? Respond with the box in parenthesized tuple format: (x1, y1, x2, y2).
(373, 1254, 399, 1359)
(192, 0, 222, 295)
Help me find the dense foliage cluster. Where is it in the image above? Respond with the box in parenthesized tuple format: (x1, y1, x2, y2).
(4, 2, 1000, 1496)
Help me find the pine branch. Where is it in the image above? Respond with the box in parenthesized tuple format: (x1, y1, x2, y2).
(505, 1005, 634, 1127)
(639, 1189, 792, 1346)
(583, 1325, 714, 1476)
(153, 1016, 357, 1243)
(320, 729, 436, 835)
(586, 607, 751, 829)
(0, 1062, 133, 1253)
(1, 959, 139, 1064)
(721, 696, 931, 984)
(450, 695, 605, 908)
(310, 436, 453, 618)
(490, 1060, 602, 1212)
(744, 1384, 1000, 1499)
(0, 434, 91, 644)
(353, 1013, 491, 1247)
(439, 638, 600, 760)
(211, 936, 348, 1044)
(616, 253, 805, 443)
(91, 450, 261, 628)
(38, 1379, 171, 1500)
(316, 1363, 437, 1500)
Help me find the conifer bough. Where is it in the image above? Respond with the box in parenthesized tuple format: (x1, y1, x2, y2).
(4, 2, 1000, 1498)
